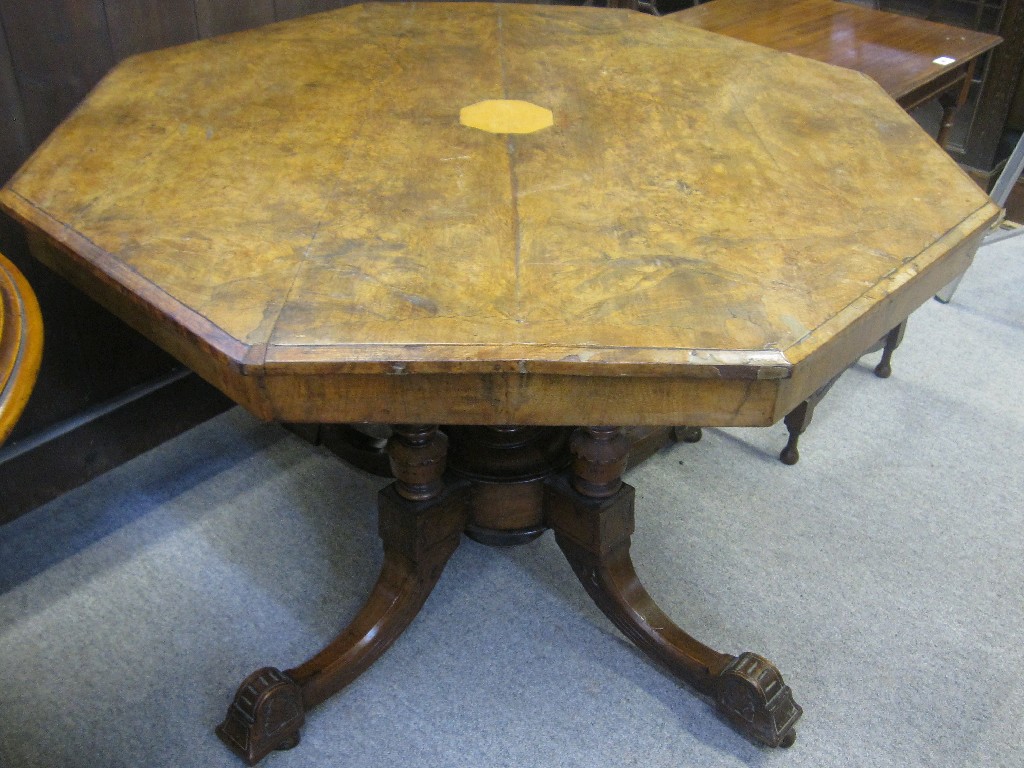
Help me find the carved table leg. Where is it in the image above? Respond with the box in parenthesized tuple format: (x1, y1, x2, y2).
(217, 425, 467, 765)
(935, 90, 959, 151)
(780, 399, 813, 466)
(781, 319, 907, 464)
(780, 374, 842, 466)
(546, 427, 801, 748)
(873, 320, 906, 379)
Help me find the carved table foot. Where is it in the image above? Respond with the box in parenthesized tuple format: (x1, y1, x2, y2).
(216, 667, 305, 764)
(716, 652, 800, 747)
(546, 427, 801, 748)
(217, 425, 468, 765)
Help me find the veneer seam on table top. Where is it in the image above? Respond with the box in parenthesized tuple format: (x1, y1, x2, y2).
(496, 5, 524, 323)
(260, 3, 399, 374)
(2, 187, 795, 381)
(0, 191, 1000, 381)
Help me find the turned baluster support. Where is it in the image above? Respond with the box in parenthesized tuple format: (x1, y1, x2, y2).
(569, 425, 629, 498)
(388, 424, 448, 501)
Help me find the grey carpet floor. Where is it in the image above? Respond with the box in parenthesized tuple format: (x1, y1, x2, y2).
(1, 234, 1021, 768)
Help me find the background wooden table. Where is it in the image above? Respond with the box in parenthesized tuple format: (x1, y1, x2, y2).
(672, 0, 1001, 147)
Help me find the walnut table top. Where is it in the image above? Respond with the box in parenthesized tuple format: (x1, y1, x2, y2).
(0, 2, 999, 427)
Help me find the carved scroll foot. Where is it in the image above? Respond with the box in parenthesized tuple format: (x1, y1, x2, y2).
(216, 667, 305, 765)
(715, 652, 801, 748)
(217, 484, 466, 764)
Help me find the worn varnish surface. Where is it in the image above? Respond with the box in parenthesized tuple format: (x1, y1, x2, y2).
(0, 2, 999, 426)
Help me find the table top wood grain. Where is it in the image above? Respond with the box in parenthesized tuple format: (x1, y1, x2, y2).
(0, 2, 999, 426)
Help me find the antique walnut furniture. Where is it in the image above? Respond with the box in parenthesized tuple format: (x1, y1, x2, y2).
(0, 3, 1000, 764)
(0, 251, 43, 446)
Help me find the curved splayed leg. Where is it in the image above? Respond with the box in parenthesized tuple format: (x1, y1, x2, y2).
(217, 426, 467, 765)
(546, 427, 801, 748)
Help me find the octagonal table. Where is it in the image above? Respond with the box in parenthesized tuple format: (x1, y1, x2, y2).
(0, 3, 999, 764)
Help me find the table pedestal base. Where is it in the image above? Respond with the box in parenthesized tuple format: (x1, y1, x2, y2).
(216, 425, 801, 765)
